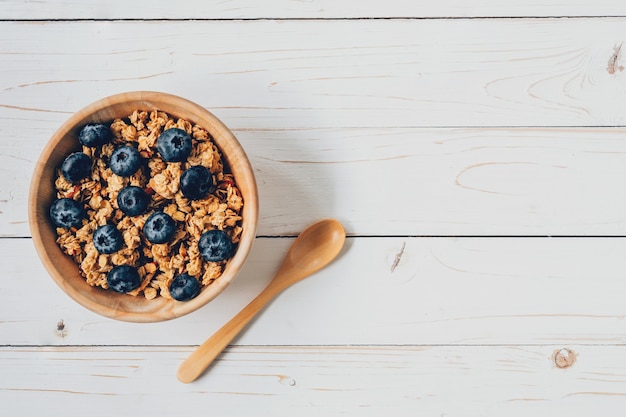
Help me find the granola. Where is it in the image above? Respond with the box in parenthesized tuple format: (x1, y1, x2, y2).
(53, 110, 244, 300)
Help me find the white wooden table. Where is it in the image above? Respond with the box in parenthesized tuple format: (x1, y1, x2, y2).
(3, 1, 626, 415)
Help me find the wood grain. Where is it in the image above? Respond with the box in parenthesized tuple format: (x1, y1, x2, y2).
(2, 0, 626, 19)
(4, 127, 626, 237)
(2, 345, 626, 417)
(2, 6, 626, 416)
(4, 236, 626, 346)
(2, 19, 626, 236)
(0, 20, 625, 130)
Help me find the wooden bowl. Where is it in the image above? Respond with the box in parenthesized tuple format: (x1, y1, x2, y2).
(29, 92, 258, 322)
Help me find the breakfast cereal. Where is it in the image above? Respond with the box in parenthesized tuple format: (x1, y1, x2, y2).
(52, 110, 243, 300)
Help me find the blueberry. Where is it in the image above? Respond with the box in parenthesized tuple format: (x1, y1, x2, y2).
(198, 229, 234, 262)
(169, 273, 201, 301)
(143, 212, 177, 244)
(61, 152, 92, 183)
(78, 123, 111, 147)
(110, 145, 142, 177)
(156, 128, 192, 162)
(117, 186, 150, 217)
(180, 165, 215, 200)
(93, 224, 124, 254)
(106, 265, 141, 293)
(49, 198, 85, 229)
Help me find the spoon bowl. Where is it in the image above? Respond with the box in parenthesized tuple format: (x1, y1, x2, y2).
(274, 219, 347, 289)
(177, 219, 346, 383)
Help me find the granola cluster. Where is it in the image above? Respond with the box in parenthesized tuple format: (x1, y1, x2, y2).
(53, 110, 243, 300)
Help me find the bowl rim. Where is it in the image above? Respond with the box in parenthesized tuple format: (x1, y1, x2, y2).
(28, 91, 258, 322)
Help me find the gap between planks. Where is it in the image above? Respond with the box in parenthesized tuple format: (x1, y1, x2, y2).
(3, 16, 626, 22)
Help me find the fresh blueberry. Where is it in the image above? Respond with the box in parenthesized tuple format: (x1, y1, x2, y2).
(78, 123, 111, 147)
(143, 211, 177, 244)
(109, 145, 142, 177)
(106, 265, 141, 293)
(117, 186, 150, 217)
(93, 224, 124, 254)
(156, 128, 192, 162)
(49, 198, 85, 229)
(198, 229, 234, 262)
(169, 273, 201, 301)
(61, 152, 92, 183)
(180, 165, 215, 200)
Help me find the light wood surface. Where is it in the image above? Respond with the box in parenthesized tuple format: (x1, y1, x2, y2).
(3, 2, 626, 416)
(4, 345, 626, 417)
(3, 0, 626, 18)
(3, 20, 626, 236)
(3, 236, 626, 346)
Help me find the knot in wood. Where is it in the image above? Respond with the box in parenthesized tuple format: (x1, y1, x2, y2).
(554, 348, 576, 369)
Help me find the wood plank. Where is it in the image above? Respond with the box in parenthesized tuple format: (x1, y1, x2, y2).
(1, 20, 625, 130)
(4, 19, 626, 235)
(3, 0, 626, 19)
(5, 127, 626, 237)
(2, 345, 626, 416)
(4, 236, 626, 346)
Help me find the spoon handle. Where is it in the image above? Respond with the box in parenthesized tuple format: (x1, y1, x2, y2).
(177, 281, 282, 383)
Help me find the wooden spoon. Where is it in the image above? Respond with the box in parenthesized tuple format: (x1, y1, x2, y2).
(177, 219, 346, 383)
